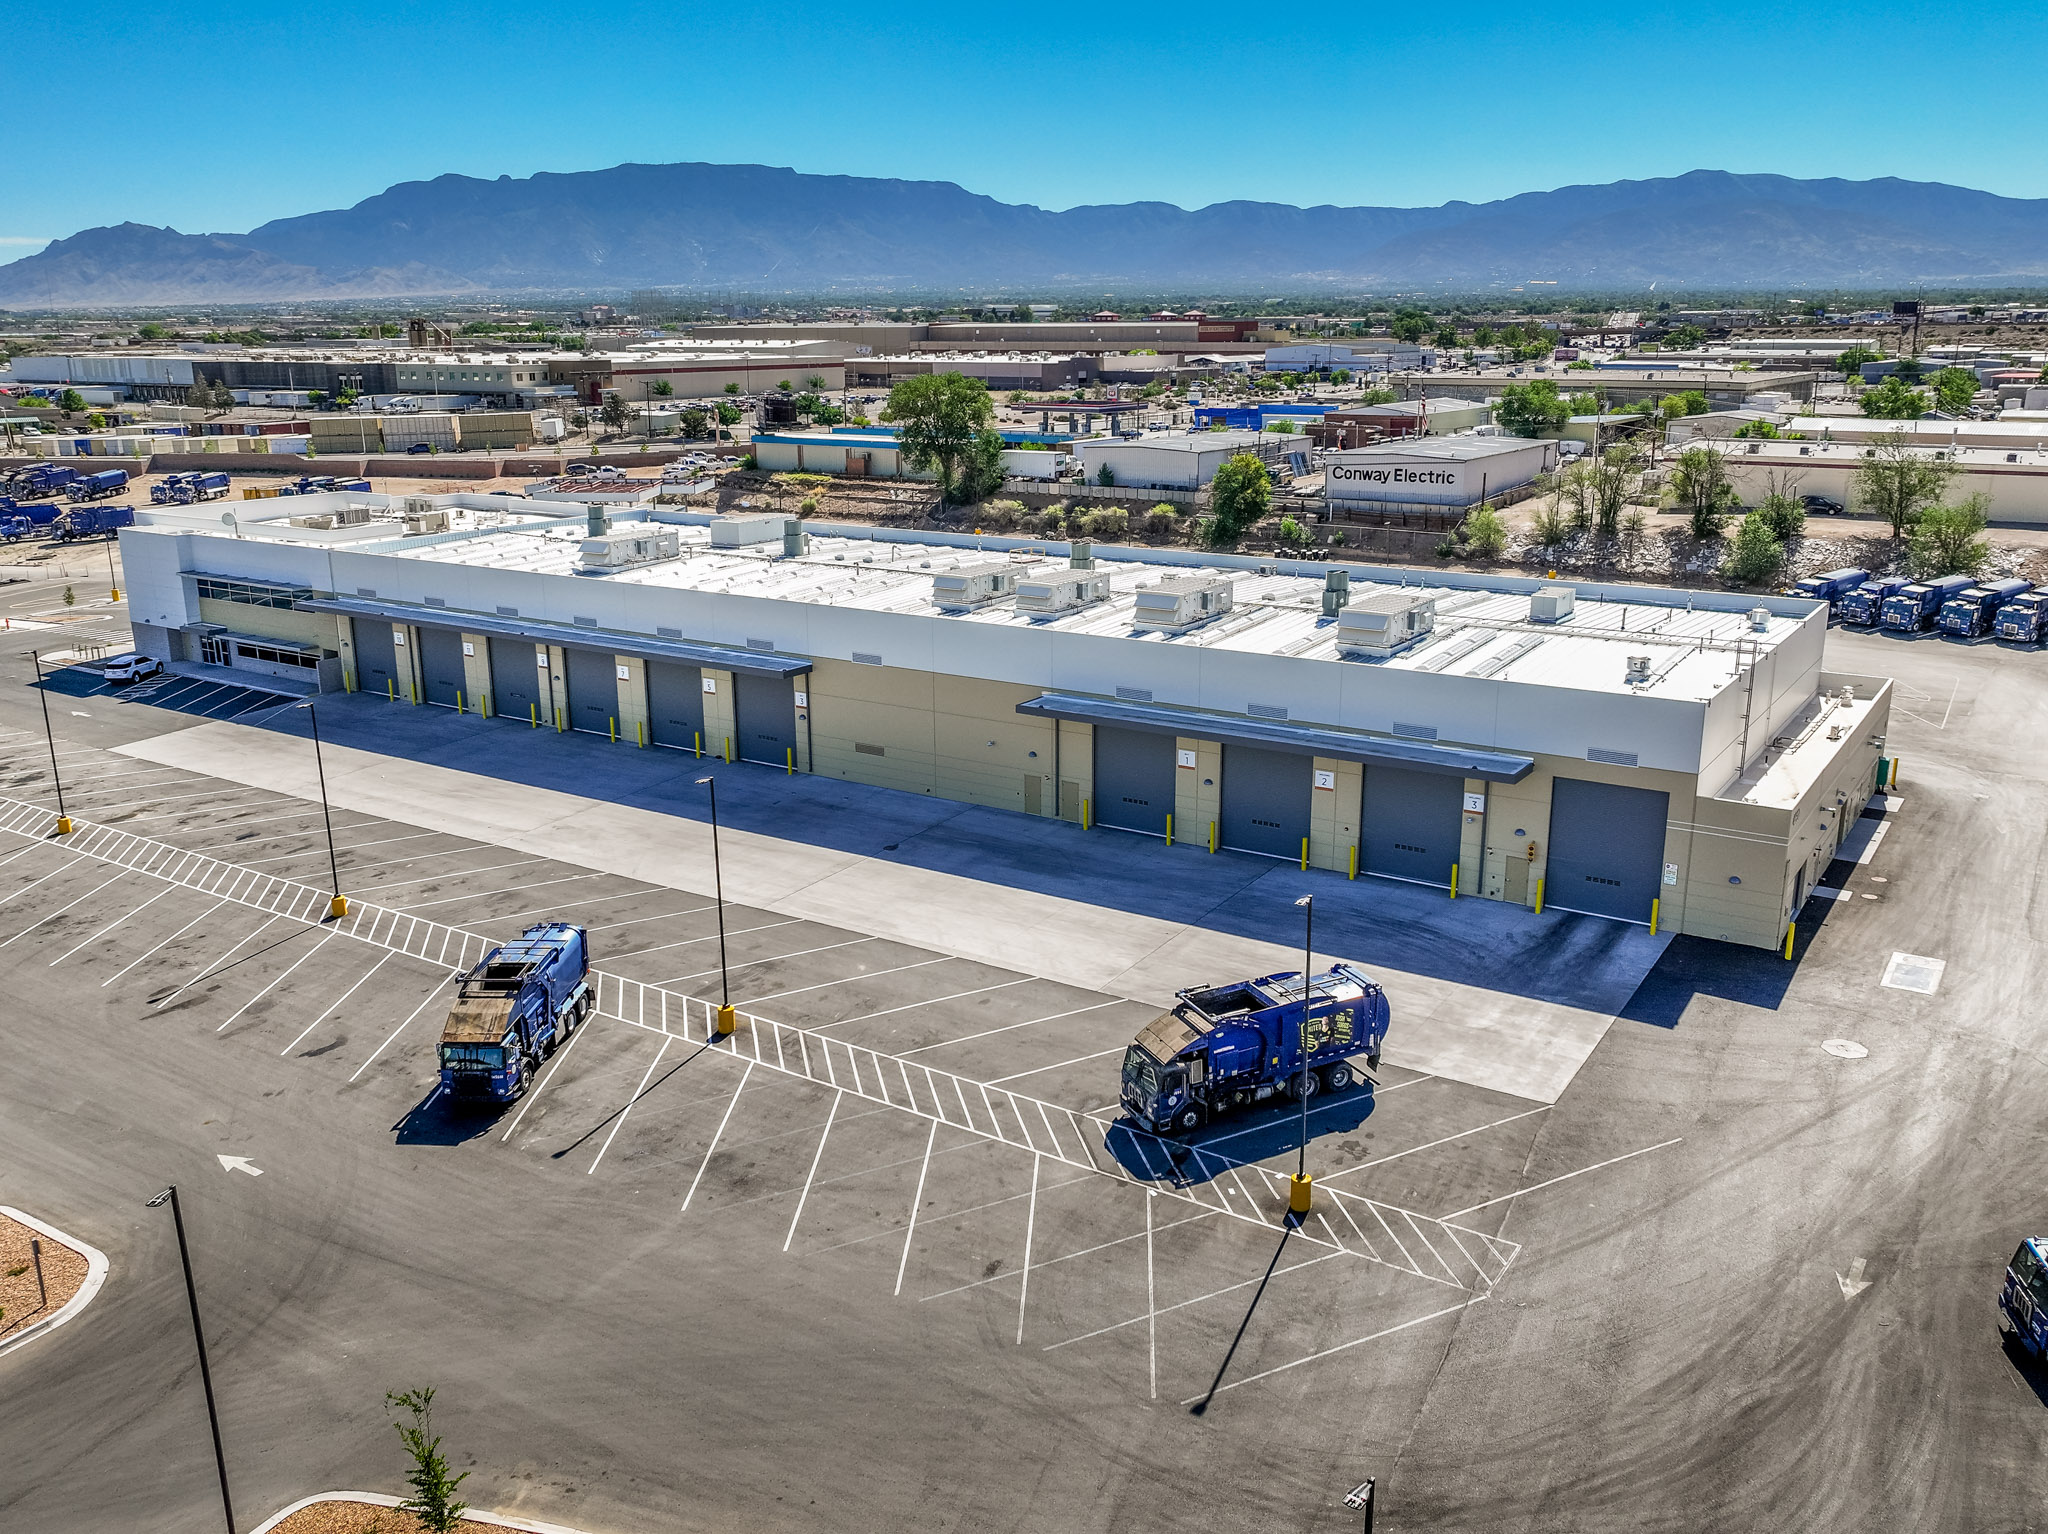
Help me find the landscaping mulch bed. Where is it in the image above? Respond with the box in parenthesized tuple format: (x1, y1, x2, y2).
(0, 1212, 87, 1340)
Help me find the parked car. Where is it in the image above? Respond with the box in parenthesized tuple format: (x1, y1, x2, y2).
(102, 653, 164, 685)
(1801, 494, 1846, 515)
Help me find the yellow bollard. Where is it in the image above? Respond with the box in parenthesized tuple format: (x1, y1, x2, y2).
(1165, 812, 1173, 847)
(530, 702, 537, 729)
(55, 815, 73, 836)
(1534, 877, 1545, 915)
(1784, 922, 1796, 961)
(694, 731, 702, 759)
(387, 679, 395, 701)
(724, 736, 733, 763)
(329, 894, 349, 919)
(1208, 820, 1217, 853)
(110, 586, 120, 602)
(609, 716, 616, 743)
(1890, 756, 1901, 789)
(457, 690, 463, 715)
(556, 708, 565, 733)
(1449, 864, 1458, 899)
(785, 746, 794, 775)
(1289, 1173, 1313, 1216)
(1649, 897, 1660, 935)
(1299, 837, 1309, 871)
(715, 1004, 736, 1036)
(638, 720, 646, 747)
(1348, 845, 1357, 879)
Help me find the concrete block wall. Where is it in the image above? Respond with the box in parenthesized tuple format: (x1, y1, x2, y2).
(615, 655, 650, 746)
(394, 624, 423, 705)
(1308, 757, 1363, 874)
(700, 668, 736, 760)
(1175, 737, 1222, 848)
(544, 645, 569, 730)
(461, 634, 491, 715)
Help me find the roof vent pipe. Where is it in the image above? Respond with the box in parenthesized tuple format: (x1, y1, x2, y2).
(587, 505, 610, 539)
(1070, 539, 1094, 570)
(1323, 568, 1351, 617)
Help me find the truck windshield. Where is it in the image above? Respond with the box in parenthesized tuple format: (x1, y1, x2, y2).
(2013, 1243, 2048, 1306)
(440, 1043, 504, 1069)
(1122, 1046, 1160, 1096)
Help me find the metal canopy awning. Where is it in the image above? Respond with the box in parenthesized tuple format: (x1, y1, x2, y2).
(296, 596, 812, 679)
(1016, 692, 1534, 782)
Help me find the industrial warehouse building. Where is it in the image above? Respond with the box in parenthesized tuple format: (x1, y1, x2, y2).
(1072, 431, 1310, 490)
(1323, 436, 1559, 510)
(114, 494, 1892, 952)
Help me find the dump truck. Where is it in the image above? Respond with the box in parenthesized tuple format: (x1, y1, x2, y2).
(1835, 576, 1911, 626)
(2000, 1237, 2048, 1358)
(152, 471, 233, 505)
(52, 504, 134, 540)
(6, 464, 79, 500)
(437, 922, 592, 1104)
(64, 468, 129, 502)
(1936, 577, 2031, 638)
(1791, 567, 1868, 608)
(1880, 573, 1975, 632)
(1120, 964, 1390, 1136)
(1992, 586, 2048, 643)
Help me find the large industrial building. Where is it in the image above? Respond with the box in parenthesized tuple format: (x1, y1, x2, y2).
(115, 492, 1888, 953)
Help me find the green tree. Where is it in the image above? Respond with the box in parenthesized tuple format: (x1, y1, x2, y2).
(1590, 442, 1642, 538)
(804, 374, 827, 392)
(1667, 445, 1736, 539)
(1860, 376, 1927, 419)
(1207, 453, 1271, 544)
(1330, 368, 1352, 384)
(1389, 308, 1430, 343)
(386, 1388, 469, 1534)
(62, 585, 74, 607)
(1432, 326, 1459, 349)
(1461, 503, 1507, 558)
(1472, 325, 1496, 348)
(680, 407, 709, 438)
(1851, 430, 1953, 536)
(84, 411, 107, 430)
(724, 382, 741, 395)
(599, 396, 630, 433)
(650, 380, 674, 397)
(955, 429, 1008, 504)
(1665, 324, 1707, 349)
(1893, 358, 1924, 383)
(57, 388, 86, 416)
(1836, 344, 1882, 378)
(1721, 511, 1786, 585)
(882, 372, 997, 502)
(1495, 379, 1570, 437)
(1930, 367, 1979, 414)
(776, 379, 793, 393)
(1753, 486, 1806, 541)
(1732, 418, 1780, 439)
(137, 322, 169, 340)
(1095, 464, 1116, 487)
(716, 401, 742, 426)
(1908, 494, 1992, 579)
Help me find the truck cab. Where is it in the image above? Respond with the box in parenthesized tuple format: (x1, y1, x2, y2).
(1993, 587, 2048, 643)
(1938, 578, 2031, 638)
(1792, 567, 1868, 608)
(1836, 577, 1908, 626)
(1880, 574, 1973, 632)
(2000, 1238, 2048, 1358)
(1120, 964, 1390, 1135)
(437, 922, 592, 1104)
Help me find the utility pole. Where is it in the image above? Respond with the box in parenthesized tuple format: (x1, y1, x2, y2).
(145, 1187, 236, 1534)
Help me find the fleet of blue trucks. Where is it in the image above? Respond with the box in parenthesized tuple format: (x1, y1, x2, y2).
(53, 504, 135, 541)
(1120, 964, 1390, 1135)
(437, 922, 593, 1104)
(1792, 567, 1868, 607)
(1935, 578, 2032, 638)
(1835, 576, 1911, 626)
(151, 471, 232, 505)
(1992, 586, 2048, 643)
(64, 468, 129, 502)
(1879, 574, 1976, 632)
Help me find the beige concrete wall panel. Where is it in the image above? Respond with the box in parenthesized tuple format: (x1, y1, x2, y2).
(614, 654, 650, 745)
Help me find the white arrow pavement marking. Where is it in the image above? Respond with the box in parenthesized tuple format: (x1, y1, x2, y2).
(216, 1155, 263, 1177)
(1837, 1257, 1872, 1300)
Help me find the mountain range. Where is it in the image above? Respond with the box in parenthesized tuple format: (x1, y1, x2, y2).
(3, 164, 2046, 307)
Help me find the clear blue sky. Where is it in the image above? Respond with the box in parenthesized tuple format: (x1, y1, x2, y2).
(4, 0, 2040, 248)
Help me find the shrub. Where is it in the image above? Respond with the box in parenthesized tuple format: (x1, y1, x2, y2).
(1908, 494, 1991, 579)
(1084, 507, 1129, 539)
(1208, 453, 1272, 543)
(1721, 512, 1786, 585)
(1095, 464, 1116, 487)
(799, 496, 818, 515)
(1753, 490, 1805, 541)
(1530, 502, 1572, 548)
(1149, 502, 1180, 519)
(1276, 515, 1312, 549)
(1462, 504, 1507, 558)
(981, 498, 1024, 530)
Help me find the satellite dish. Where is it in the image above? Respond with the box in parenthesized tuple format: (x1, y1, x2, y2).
(221, 511, 239, 536)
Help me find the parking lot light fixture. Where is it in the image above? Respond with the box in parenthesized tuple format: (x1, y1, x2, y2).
(1290, 893, 1314, 1217)
(697, 775, 735, 1035)
(145, 1186, 236, 1534)
(104, 533, 120, 602)
(296, 700, 347, 919)
(30, 650, 73, 835)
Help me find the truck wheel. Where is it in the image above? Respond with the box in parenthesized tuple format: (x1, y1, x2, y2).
(1176, 1108, 1201, 1133)
(1294, 1071, 1319, 1102)
(1322, 1063, 1353, 1093)
(513, 1058, 533, 1098)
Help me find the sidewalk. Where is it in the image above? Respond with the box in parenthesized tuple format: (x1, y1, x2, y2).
(116, 693, 1671, 1102)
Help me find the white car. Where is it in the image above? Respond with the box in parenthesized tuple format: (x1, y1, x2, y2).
(102, 653, 163, 685)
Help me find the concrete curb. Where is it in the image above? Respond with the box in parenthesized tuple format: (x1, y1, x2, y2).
(0, 1205, 110, 1361)
(250, 1492, 599, 1534)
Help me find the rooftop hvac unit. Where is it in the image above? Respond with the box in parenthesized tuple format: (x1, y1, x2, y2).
(578, 528, 681, 571)
(932, 561, 1021, 610)
(1335, 591, 1436, 658)
(1748, 606, 1771, 631)
(1625, 654, 1653, 684)
(403, 508, 451, 535)
(1133, 575, 1234, 633)
(709, 513, 789, 548)
(334, 504, 374, 525)
(1322, 568, 1350, 617)
(1015, 569, 1112, 615)
(1529, 584, 1576, 622)
(288, 513, 336, 530)
(401, 495, 437, 520)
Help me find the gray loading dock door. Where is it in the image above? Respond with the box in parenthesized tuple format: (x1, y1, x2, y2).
(1094, 725, 1175, 835)
(1220, 744, 1310, 859)
(1546, 776, 1670, 923)
(562, 647, 618, 735)
(734, 672, 797, 765)
(353, 619, 399, 699)
(490, 637, 545, 723)
(418, 627, 467, 708)
(1361, 765, 1464, 887)
(647, 660, 705, 750)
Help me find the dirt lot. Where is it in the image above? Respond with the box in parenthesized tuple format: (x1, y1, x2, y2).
(268, 1500, 522, 1533)
(0, 1212, 87, 1339)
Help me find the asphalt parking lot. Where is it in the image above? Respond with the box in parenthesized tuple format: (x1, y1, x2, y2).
(6, 579, 2048, 1532)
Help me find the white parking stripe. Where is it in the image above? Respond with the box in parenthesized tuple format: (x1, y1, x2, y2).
(278, 952, 394, 1055)
(488, 885, 670, 925)
(783, 1090, 844, 1252)
(103, 900, 227, 987)
(899, 999, 1125, 1056)
(0, 857, 86, 910)
(393, 869, 598, 910)
(658, 935, 875, 986)
(1043, 1249, 1351, 1352)
(1436, 1137, 1683, 1221)
(499, 1015, 596, 1141)
(236, 829, 447, 868)
(817, 978, 1034, 1031)
(589, 904, 719, 933)
(1015, 1154, 1041, 1345)
(348, 982, 456, 1082)
(361, 855, 555, 896)
(1184, 1299, 1482, 1405)
(681, 1060, 756, 1213)
(1321, 1107, 1552, 1183)
(163, 810, 397, 850)
(893, 1120, 940, 1297)
(608, 917, 802, 963)
(923, 1206, 1214, 1301)
(741, 955, 951, 1008)
(588, 1034, 674, 1175)
(215, 931, 336, 1032)
(152, 916, 282, 1007)
(987, 1046, 1125, 1084)
(48, 886, 175, 966)
(0, 870, 129, 949)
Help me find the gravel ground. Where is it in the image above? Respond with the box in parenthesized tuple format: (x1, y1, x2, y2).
(268, 1500, 581, 1532)
(0, 1212, 87, 1339)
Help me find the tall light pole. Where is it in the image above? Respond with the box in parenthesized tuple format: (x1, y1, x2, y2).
(30, 650, 73, 835)
(103, 528, 120, 603)
(296, 700, 347, 919)
(145, 1186, 236, 1534)
(1290, 893, 1315, 1218)
(696, 775, 734, 1036)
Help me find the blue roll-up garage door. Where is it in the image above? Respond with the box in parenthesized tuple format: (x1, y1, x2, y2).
(1546, 776, 1669, 922)
(1361, 765, 1463, 887)
(419, 627, 466, 708)
(1094, 726, 1175, 835)
(563, 647, 617, 735)
(646, 660, 704, 750)
(734, 673, 797, 766)
(1220, 744, 1309, 859)
(353, 619, 399, 698)
(490, 637, 544, 723)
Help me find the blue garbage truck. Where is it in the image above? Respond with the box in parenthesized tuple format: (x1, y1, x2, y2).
(53, 504, 134, 540)
(1999, 1237, 2048, 1358)
(1120, 964, 1390, 1135)
(437, 922, 592, 1103)
(1992, 586, 2048, 643)
(6, 464, 79, 500)
(64, 468, 129, 502)
(1936, 578, 2031, 638)
(1836, 576, 1911, 626)
(1880, 573, 1975, 632)
(1791, 567, 1868, 608)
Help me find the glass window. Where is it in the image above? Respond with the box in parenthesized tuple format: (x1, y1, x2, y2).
(1121, 1047, 1158, 1095)
(439, 1043, 504, 1068)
